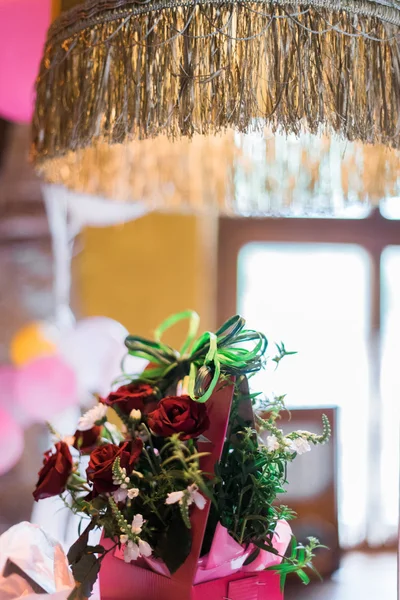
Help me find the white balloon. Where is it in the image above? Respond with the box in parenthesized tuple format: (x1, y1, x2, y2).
(101, 347, 149, 394)
(58, 317, 129, 399)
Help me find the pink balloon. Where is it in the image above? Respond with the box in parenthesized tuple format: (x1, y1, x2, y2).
(0, 365, 16, 411)
(0, 364, 37, 428)
(0, 0, 51, 123)
(0, 408, 24, 475)
(16, 355, 78, 421)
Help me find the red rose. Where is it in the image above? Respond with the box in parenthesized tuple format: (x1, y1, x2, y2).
(148, 395, 210, 441)
(33, 442, 73, 501)
(103, 383, 156, 416)
(73, 426, 102, 454)
(86, 439, 143, 496)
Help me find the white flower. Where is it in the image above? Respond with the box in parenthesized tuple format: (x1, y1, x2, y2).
(130, 409, 142, 421)
(120, 534, 129, 544)
(138, 539, 152, 557)
(127, 488, 140, 500)
(165, 491, 185, 505)
(187, 484, 207, 509)
(165, 484, 206, 510)
(131, 514, 144, 534)
(112, 487, 128, 503)
(124, 541, 140, 563)
(77, 404, 108, 431)
(123, 538, 153, 562)
(266, 435, 280, 453)
(113, 467, 127, 486)
(289, 437, 311, 455)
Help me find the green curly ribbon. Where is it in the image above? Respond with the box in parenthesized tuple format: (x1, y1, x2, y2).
(124, 311, 268, 403)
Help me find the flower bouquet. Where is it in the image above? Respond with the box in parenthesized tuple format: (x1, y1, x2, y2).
(33, 311, 330, 600)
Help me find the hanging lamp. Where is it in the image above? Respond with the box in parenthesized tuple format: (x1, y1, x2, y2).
(31, 0, 400, 214)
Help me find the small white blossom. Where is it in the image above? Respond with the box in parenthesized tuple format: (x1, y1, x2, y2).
(289, 437, 311, 455)
(138, 539, 152, 557)
(130, 409, 142, 421)
(127, 488, 140, 500)
(266, 435, 280, 453)
(131, 514, 144, 534)
(113, 467, 127, 485)
(124, 541, 140, 563)
(121, 483, 128, 490)
(165, 484, 206, 510)
(187, 484, 207, 509)
(165, 491, 185, 505)
(123, 538, 153, 562)
(112, 488, 128, 503)
(77, 404, 108, 431)
(120, 534, 129, 544)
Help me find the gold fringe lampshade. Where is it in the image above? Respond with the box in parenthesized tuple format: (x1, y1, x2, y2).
(32, 0, 400, 215)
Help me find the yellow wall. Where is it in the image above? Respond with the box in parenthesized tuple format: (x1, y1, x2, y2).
(76, 213, 218, 349)
(51, 0, 61, 20)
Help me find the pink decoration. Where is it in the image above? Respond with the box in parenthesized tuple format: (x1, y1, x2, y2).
(59, 317, 129, 397)
(0, 365, 16, 412)
(101, 543, 283, 600)
(242, 520, 292, 573)
(0, 0, 51, 123)
(118, 520, 290, 585)
(0, 408, 24, 475)
(0, 365, 34, 428)
(15, 355, 78, 421)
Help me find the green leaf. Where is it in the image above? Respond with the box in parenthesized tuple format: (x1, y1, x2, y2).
(243, 547, 260, 566)
(69, 553, 100, 599)
(67, 521, 95, 565)
(156, 511, 192, 574)
(296, 569, 311, 585)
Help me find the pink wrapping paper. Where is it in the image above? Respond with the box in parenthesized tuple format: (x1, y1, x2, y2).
(133, 520, 291, 584)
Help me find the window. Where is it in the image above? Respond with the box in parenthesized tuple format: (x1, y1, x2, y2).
(218, 210, 400, 547)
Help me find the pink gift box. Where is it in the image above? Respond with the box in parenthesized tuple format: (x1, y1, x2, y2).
(99, 554, 283, 600)
(99, 381, 286, 600)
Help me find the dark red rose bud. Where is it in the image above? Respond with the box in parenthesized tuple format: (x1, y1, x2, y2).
(86, 439, 143, 497)
(73, 425, 102, 454)
(103, 383, 156, 416)
(147, 395, 210, 441)
(33, 441, 73, 501)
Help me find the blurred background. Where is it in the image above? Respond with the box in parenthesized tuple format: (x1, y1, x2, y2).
(0, 120, 398, 598)
(0, 1, 399, 597)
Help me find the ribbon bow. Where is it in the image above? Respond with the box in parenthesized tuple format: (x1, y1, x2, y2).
(124, 310, 268, 403)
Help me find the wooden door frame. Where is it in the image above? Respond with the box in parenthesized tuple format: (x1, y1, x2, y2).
(218, 209, 400, 330)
